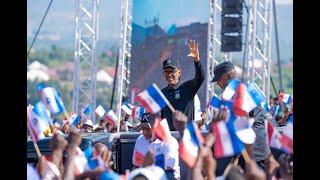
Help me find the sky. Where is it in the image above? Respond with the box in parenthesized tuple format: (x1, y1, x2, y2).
(27, 0, 292, 59)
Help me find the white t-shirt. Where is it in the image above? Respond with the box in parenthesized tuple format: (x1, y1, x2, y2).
(150, 137, 180, 179)
(27, 163, 40, 180)
(132, 134, 152, 167)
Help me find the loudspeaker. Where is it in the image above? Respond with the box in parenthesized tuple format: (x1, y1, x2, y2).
(221, 15, 243, 33)
(222, 0, 243, 14)
(221, 34, 242, 52)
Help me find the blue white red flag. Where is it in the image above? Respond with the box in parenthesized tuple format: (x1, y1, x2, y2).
(33, 101, 52, 125)
(279, 93, 292, 104)
(82, 104, 93, 116)
(153, 118, 171, 144)
(222, 79, 240, 101)
(209, 95, 233, 111)
(233, 117, 256, 144)
(131, 106, 145, 119)
(212, 120, 244, 158)
(105, 110, 118, 125)
(280, 115, 293, 154)
(121, 102, 134, 115)
(265, 120, 289, 153)
(40, 87, 66, 114)
(69, 112, 81, 127)
(179, 122, 204, 168)
(27, 105, 48, 141)
(135, 83, 170, 113)
(233, 83, 258, 116)
(247, 83, 270, 112)
(95, 105, 106, 118)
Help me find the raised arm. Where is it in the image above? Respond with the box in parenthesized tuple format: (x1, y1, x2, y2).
(187, 40, 205, 94)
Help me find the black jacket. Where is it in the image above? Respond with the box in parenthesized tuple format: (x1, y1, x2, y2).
(161, 61, 205, 130)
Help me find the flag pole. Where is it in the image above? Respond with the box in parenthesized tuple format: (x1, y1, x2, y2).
(117, 113, 123, 133)
(64, 110, 70, 122)
(27, 105, 42, 158)
(27, 124, 42, 158)
(167, 102, 176, 113)
(241, 149, 251, 163)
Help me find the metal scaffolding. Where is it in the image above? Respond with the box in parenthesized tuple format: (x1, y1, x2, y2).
(244, 0, 272, 103)
(72, 0, 99, 122)
(114, 0, 132, 132)
(207, 0, 272, 103)
(206, 0, 233, 103)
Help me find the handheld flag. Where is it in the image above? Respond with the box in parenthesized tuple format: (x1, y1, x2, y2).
(95, 105, 106, 118)
(209, 95, 233, 111)
(82, 104, 93, 116)
(278, 93, 292, 104)
(233, 117, 256, 144)
(179, 122, 204, 168)
(153, 118, 171, 144)
(233, 83, 257, 116)
(27, 105, 48, 141)
(69, 112, 81, 127)
(135, 83, 172, 113)
(280, 115, 293, 154)
(33, 101, 52, 125)
(222, 79, 240, 101)
(121, 102, 134, 115)
(212, 120, 244, 158)
(105, 110, 118, 125)
(247, 83, 270, 112)
(194, 94, 202, 122)
(265, 120, 287, 153)
(40, 87, 66, 114)
(131, 106, 145, 119)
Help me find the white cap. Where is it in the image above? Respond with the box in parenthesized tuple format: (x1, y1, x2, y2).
(128, 165, 167, 180)
(83, 119, 93, 127)
(93, 124, 99, 130)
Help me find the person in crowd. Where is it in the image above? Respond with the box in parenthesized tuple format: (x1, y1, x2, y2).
(132, 113, 154, 168)
(211, 61, 236, 90)
(211, 60, 276, 172)
(93, 119, 108, 133)
(81, 119, 94, 133)
(132, 113, 180, 179)
(161, 40, 205, 131)
(37, 133, 68, 179)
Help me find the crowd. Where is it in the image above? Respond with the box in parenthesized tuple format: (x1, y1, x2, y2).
(27, 102, 293, 180)
(27, 40, 293, 180)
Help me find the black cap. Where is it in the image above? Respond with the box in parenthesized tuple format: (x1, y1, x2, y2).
(163, 58, 180, 70)
(211, 61, 235, 82)
(136, 113, 155, 131)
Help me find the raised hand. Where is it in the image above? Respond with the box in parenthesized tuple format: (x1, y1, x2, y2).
(245, 159, 267, 180)
(142, 150, 155, 167)
(172, 110, 188, 136)
(187, 40, 200, 62)
(264, 154, 280, 178)
(67, 128, 82, 147)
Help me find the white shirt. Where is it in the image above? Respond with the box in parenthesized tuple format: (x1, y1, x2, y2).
(150, 137, 180, 179)
(27, 163, 40, 180)
(132, 135, 152, 167)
